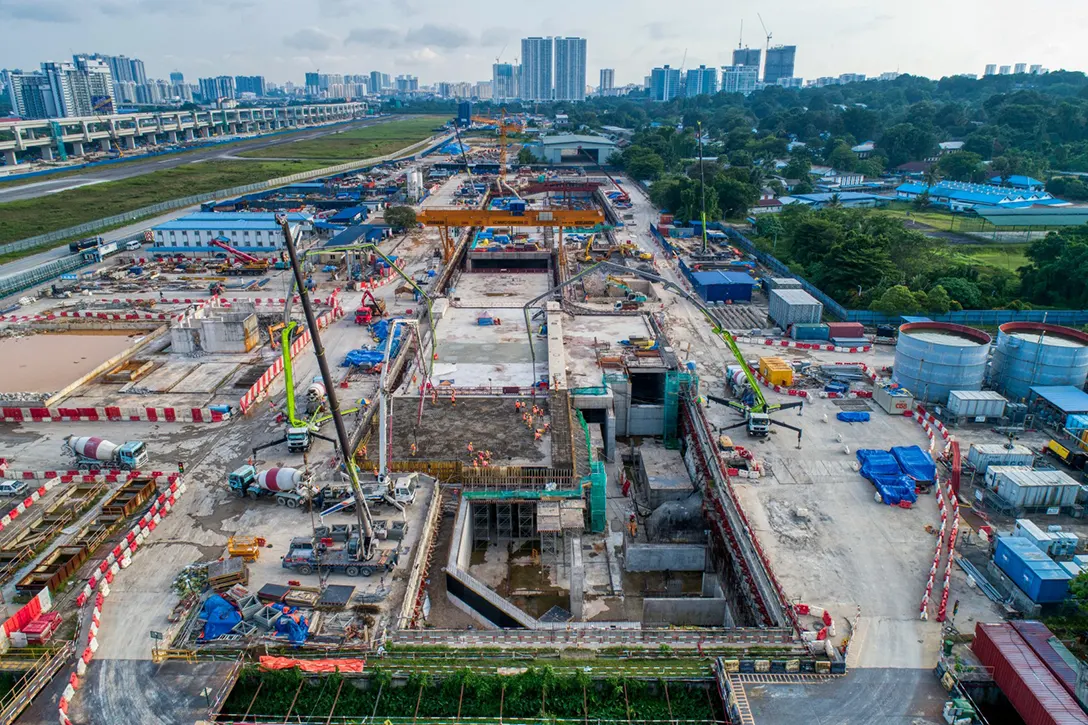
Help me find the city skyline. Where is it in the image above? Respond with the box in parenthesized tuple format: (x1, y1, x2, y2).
(1, 0, 1086, 86)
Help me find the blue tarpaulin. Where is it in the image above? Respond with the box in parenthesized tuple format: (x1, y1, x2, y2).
(271, 603, 310, 644)
(836, 411, 870, 423)
(856, 449, 919, 505)
(199, 595, 241, 640)
(342, 349, 383, 367)
(891, 445, 936, 482)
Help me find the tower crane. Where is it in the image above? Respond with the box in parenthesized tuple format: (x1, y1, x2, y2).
(758, 13, 772, 81)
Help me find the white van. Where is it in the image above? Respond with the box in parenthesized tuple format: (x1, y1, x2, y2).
(125, 240, 142, 251)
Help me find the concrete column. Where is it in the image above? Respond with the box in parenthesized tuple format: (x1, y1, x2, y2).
(569, 535, 585, 621)
(100, 139, 111, 153)
(199, 127, 210, 139)
(3, 149, 17, 166)
(166, 130, 177, 144)
(81, 121, 90, 141)
(40, 146, 54, 162)
(147, 133, 157, 146)
(184, 128, 195, 141)
(123, 136, 136, 150)
(604, 409, 617, 463)
(72, 141, 84, 156)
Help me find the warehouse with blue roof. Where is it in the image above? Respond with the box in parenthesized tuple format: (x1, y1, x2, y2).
(151, 213, 303, 254)
(689, 271, 759, 303)
(896, 181, 1067, 210)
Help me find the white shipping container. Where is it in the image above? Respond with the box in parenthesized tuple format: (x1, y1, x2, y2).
(874, 385, 915, 415)
(985, 466, 1080, 509)
(966, 444, 1034, 473)
(1014, 518, 1054, 552)
(767, 277, 802, 290)
(947, 390, 1008, 419)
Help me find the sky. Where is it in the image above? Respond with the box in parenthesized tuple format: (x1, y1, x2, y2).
(2, 0, 1087, 86)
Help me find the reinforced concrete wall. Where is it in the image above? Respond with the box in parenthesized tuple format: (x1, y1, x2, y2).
(643, 598, 729, 627)
(624, 542, 706, 572)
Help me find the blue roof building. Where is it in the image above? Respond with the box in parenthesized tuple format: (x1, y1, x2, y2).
(896, 181, 1065, 210)
(690, 270, 758, 303)
(989, 175, 1044, 191)
(151, 214, 302, 254)
(780, 192, 893, 209)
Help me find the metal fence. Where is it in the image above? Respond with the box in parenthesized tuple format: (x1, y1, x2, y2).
(0, 132, 453, 257)
(0, 254, 90, 300)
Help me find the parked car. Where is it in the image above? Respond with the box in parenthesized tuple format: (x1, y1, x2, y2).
(124, 240, 142, 251)
(0, 480, 29, 498)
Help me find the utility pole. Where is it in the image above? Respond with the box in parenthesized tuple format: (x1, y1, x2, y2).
(277, 215, 376, 559)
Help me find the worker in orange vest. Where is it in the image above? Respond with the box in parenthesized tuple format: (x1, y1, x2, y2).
(410, 443, 417, 456)
(450, 392, 456, 406)
(467, 442, 474, 453)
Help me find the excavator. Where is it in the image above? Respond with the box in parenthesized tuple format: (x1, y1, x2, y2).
(210, 237, 269, 276)
(606, 275, 647, 303)
(354, 289, 387, 326)
(522, 260, 805, 442)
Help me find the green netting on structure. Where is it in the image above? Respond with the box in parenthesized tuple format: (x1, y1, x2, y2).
(587, 461, 607, 533)
(664, 371, 694, 449)
(576, 410, 594, 464)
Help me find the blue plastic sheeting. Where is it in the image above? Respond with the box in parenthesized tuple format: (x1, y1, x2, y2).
(855, 449, 919, 505)
(200, 595, 241, 640)
(271, 603, 310, 644)
(343, 349, 383, 367)
(836, 411, 870, 423)
(891, 445, 936, 482)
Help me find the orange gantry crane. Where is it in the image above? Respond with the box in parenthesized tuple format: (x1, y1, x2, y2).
(470, 110, 523, 185)
(417, 207, 606, 262)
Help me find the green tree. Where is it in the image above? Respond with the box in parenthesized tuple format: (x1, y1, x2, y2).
(792, 179, 814, 194)
(935, 277, 982, 308)
(783, 154, 812, 181)
(714, 177, 759, 218)
(870, 285, 922, 314)
(384, 205, 417, 232)
(912, 191, 932, 210)
(880, 123, 936, 166)
(517, 146, 537, 164)
(826, 142, 858, 172)
(926, 285, 952, 314)
(622, 147, 666, 180)
(937, 151, 984, 182)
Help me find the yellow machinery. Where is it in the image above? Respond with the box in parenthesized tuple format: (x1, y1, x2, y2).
(582, 233, 596, 262)
(417, 207, 605, 262)
(227, 536, 261, 562)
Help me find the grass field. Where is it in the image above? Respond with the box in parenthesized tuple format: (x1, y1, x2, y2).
(0, 159, 328, 245)
(936, 243, 1030, 273)
(238, 115, 446, 161)
(882, 201, 992, 233)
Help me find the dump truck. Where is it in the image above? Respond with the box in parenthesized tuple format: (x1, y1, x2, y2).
(64, 436, 148, 470)
(281, 534, 398, 577)
(228, 465, 314, 508)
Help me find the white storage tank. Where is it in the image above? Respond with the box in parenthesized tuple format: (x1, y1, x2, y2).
(991, 322, 1088, 402)
(966, 443, 1035, 473)
(947, 390, 1007, 420)
(985, 465, 1080, 510)
(892, 322, 991, 404)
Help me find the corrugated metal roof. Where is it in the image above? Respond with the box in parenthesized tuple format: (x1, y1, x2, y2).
(539, 134, 617, 147)
(769, 288, 820, 305)
(691, 271, 757, 287)
(948, 390, 1008, 402)
(154, 219, 288, 231)
(1030, 386, 1088, 413)
(179, 212, 309, 222)
(977, 208, 1088, 228)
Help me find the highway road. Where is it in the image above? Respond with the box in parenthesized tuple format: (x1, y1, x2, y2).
(0, 115, 404, 203)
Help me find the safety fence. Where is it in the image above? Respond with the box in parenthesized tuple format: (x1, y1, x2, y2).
(353, 458, 575, 490)
(60, 475, 187, 724)
(0, 643, 73, 725)
(392, 627, 796, 648)
(0, 406, 228, 424)
(1, 132, 453, 257)
(0, 254, 90, 302)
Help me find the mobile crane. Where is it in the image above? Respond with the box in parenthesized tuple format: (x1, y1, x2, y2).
(522, 260, 804, 441)
(210, 237, 269, 276)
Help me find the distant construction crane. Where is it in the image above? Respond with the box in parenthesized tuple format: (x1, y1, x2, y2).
(758, 14, 772, 81)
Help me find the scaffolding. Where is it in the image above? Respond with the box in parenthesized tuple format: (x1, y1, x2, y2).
(472, 503, 490, 544)
(664, 370, 695, 450)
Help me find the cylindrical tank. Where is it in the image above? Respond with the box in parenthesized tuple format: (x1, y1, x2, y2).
(306, 382, 327, 402)
(257, 468, 304, 492)
(892, 322, 991, 404)
(991, 322, 1088, 402)
(67, 436, 118, 462)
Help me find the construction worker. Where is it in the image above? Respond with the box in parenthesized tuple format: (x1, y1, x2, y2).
(431, 389, 438, 405)
(410, 442, 417, 456)
(534, 429, 543, 442)
(526, 414, 533, 428)
(467, 442, 474, 453)
(450, 392, 456, 406)
(628, 513, 637, 538)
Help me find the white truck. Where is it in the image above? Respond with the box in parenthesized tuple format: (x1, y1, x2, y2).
(64, 436, 149, 470)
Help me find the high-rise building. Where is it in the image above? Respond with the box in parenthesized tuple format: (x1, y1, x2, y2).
(553, 37, 586, 102)
(394, 75, 418, 92)
(1030, 64, 1044, 75)
(305, 72, 321, 94)
(720, 65, 759, 96)
(599, 68, 615, 95)
(649, 65, 682, 102)
(999, 65, 1011, 75)
(685, 65, 718, 97)
(492, 63, 519, 101)
(169, 71, 184, 84)
(474, 81, 493, 100)
(235, 75, 267, 96)
(1014, 63, 1027, 74)
(42, 60, 115, 116)
(763, 45, 796, 85)
(984, 64, 997, 76)
(198, 76, 235, 104)
(8, 72, 56, 119)
(129, 58, 146, 85)
(521, 37, 554, 101)
(115, 80, 137, 104)
(71, 56, 116, 112)
(732, 48, 761, 71)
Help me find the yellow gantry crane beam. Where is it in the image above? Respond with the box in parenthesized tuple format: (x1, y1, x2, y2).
(417, 207, 607, 262)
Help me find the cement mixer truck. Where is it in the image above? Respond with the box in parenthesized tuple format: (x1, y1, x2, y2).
(228, 465, 315, 509)
(64, 436, 149, 471)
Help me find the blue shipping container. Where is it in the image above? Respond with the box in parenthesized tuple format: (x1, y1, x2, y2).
(790, 323, 829, 341)
(994, 536, 1071, 603)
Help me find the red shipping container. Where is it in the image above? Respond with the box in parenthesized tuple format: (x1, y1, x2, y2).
(1010, 621, 1080, 700)
(825, 322, 866, 337)
(972, 622, 1088, 725)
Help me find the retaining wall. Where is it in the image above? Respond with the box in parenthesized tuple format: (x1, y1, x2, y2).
(643, 598, 729, 627)
(624, 543, 706, 572)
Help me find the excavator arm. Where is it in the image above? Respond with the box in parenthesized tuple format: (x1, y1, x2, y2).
(211, 237, 264, 266)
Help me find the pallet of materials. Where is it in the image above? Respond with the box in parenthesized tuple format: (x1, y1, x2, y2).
(206, 557, 248, 591)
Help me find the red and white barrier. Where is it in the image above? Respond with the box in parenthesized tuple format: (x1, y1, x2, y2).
(238, 305, 344, 414)
(752, 371, 810, 399)
(63, 476, 187, 722)
(0, 406, 228, 424)
(738, 337, 872, 354)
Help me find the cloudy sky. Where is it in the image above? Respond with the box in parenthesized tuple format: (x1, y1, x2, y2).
(2, 0, 1086, 86)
